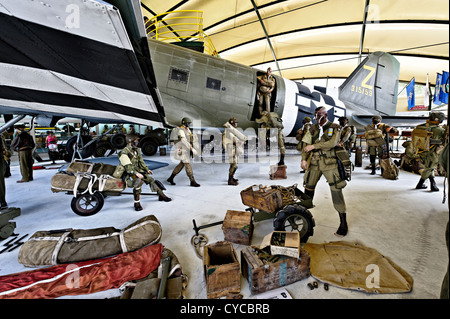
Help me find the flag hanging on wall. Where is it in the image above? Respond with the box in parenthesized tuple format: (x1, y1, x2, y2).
(433, 73, 442, 105)
(406, 78, 415, 110)
(424, 73, 430, 110)
(439, 71, 449, 104)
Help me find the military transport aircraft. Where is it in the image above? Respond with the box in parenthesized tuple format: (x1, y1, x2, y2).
(0, 0, 435, 159)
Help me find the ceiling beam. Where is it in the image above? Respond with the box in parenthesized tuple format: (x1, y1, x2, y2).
(250, 0, 282, 76)
(358, 0, 371, 64)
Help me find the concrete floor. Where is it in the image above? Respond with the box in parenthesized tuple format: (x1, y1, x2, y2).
(0, 145, 448, 300)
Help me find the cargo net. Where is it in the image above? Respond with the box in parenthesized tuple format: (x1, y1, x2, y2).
(271, 184, 302, 206)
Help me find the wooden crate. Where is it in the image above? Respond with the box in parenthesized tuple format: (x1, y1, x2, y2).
(203, 241, 240, 299)
(241, 246, 310, 295)
(222, 210, 253, 245)
(240, 186, 283, 213)
(269, 165, 287, 180)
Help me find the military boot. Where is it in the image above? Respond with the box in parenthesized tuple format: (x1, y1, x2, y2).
(228, 174, 238, 186)
(415, 178, 427, 189)
(429, 176, 439, 192)
(189, 177, 200, 187)
(167, 174, 176, 185)
(158, 191, 172, 202)
(369, 155, 376, 175)
(334, 212, 348, 237)
(278, 154, 285, 166)
(304, 189, 315, 201)
(304, 189, 315, 207)
(134, 194, 143, 211)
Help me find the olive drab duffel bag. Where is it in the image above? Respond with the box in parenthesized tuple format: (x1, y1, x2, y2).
(18, 215, 162, 267)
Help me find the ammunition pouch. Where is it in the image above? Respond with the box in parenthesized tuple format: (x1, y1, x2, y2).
(335, 146, 352, 181)
(112, 164, 125, 178)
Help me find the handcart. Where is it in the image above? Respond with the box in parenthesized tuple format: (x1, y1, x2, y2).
(50, 160, 159, 216)
(193, 184, 315, 244)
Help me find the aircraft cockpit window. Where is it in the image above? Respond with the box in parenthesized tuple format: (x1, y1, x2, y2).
(206, 77, 221, 91)
(169, 67, 189, 83)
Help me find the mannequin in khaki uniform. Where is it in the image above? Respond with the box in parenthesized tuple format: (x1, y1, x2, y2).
(364, 115, 397, 175)
(167, 117, 200, 187)
(11, 125, 35, 183)
(414, 112, 446, 191)
(301, 107, 348, 237)
(222, 118, 247, 185)
(338, 116, 356, 156)
(256, 111, 286, 165)
(257, 67, 276, 116)
(119, 135, 171, 211)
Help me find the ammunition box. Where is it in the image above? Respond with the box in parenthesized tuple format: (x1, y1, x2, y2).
(203, 241, 240, 299)
(222, 210, 253, 245)
(241, 246, 310, 295)
(240, 186, 283, 213)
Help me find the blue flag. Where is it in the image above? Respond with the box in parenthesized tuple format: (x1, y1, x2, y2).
(433, 73, 442, 105)
(406, 78, 415, 110)
(439, 71, 449, 104)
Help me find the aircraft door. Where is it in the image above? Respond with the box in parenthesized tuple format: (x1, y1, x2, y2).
(249, 71, 279, 121)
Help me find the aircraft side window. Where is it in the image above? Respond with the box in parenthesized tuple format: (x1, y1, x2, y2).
(169, 67, 189, 83)
(206, 77, 221, 91)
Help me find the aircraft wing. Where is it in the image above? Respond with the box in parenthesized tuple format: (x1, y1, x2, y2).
(351, 114, 428, 132)
(0, 0, 165, 127)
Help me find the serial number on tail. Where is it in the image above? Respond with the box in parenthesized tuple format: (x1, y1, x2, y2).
(351, 85, 373, 96)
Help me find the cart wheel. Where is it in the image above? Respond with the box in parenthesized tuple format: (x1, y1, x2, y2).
(273, 204, 315, 243)
(71, 192, 105, 216)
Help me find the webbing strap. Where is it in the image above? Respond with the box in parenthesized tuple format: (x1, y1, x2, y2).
(51, 231, 72, 265)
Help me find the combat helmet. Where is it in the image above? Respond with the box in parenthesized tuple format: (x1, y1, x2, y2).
(181, 117, 192, 126)
(372, 115, 382, 123)
(126, 134, 139, 144)
(429, 112, 445, 123)
(338, 116, 348, 125)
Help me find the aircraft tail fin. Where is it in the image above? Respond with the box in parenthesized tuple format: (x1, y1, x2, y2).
(339, 52, 400, 116)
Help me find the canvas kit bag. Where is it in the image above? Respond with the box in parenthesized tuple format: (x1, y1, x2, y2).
(411, 127, 433, 154)
(51, 161, 126, 195)
(18, 215, 162, 267)
(365, 129, 385, 146)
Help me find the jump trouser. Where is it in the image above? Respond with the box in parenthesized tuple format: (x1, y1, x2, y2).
(303, 153, 347, 213)
(171, 161, 195, 181)
(19, 149, 33, 181)
(419, 150, 439, 179)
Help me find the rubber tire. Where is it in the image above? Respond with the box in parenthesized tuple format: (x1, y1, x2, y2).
(273, 204, 315, 243)
(71, 192, 105, 217)
(93, 141, 112, 157)
(66, 135, 95, 159)
(140, 140, 158, 156)
(110, 133, 127, 149)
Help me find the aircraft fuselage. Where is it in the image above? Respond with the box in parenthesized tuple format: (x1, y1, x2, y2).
(148, 39, 346, 137)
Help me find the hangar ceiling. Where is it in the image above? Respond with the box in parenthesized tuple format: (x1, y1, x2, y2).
(140, 0, 449, 85)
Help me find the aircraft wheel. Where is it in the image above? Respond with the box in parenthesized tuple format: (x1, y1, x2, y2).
(273, 204, 315, 243)
(71, 192, 105, 217)
(66, 135, 95, 159)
